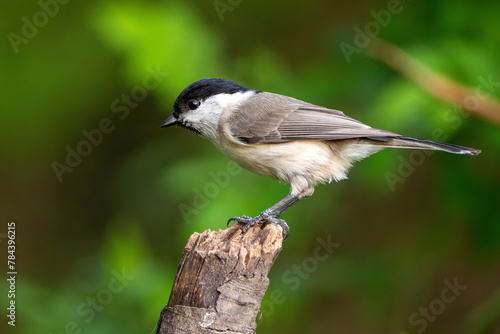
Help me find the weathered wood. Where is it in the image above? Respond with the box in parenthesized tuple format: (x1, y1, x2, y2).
(156, 223, 283, 334)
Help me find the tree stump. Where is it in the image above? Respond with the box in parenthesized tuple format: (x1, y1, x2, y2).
(156, 223, 283, 334)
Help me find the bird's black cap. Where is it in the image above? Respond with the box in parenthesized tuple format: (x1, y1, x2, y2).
(173, 78, 258, 114)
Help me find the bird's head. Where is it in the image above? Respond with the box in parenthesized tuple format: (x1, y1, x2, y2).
(161, 78, 257, 139)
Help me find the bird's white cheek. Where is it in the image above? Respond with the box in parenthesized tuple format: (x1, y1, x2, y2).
(183, 103, 221, 140)
(182, 91, 255, 142)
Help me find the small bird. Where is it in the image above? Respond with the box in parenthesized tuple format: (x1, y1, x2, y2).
(161, 78, 480, 240)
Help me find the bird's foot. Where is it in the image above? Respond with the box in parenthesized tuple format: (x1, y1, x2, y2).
(227, 209, 290, 241)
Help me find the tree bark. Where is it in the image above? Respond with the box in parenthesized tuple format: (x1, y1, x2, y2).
(156, 223, 283, 334)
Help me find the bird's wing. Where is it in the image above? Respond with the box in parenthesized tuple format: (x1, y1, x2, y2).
(226, 92, 400, 144)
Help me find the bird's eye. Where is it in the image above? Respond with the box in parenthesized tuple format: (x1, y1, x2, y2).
(187, 99, 200, 110)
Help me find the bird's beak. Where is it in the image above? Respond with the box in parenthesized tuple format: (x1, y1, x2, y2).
(160, 115, 178, 128)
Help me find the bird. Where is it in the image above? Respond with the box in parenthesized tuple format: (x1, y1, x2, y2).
(161, 78, 481, 240)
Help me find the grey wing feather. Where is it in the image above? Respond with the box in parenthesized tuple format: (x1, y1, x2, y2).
(228, 92, 400, 144)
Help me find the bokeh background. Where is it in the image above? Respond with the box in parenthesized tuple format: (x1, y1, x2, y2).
(1, 0, 499, 333)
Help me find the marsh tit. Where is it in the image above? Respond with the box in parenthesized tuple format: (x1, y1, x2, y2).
(161, 78, 480, 240)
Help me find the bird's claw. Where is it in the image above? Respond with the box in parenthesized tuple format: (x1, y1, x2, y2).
(227, 215, 252, 227)
(227, 211, 290, 241)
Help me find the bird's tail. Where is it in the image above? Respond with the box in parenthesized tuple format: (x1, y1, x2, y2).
(370, 136, 481, 155)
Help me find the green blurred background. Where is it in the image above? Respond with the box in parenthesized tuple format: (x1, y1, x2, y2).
(1, 0, 499, 333)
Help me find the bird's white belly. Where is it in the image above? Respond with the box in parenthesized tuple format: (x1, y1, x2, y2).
(216, 140, 354, 186)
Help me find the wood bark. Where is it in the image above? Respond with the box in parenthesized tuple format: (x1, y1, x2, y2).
(156, 223, 283, 334)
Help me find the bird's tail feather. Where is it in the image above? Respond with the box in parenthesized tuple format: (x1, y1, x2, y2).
(369, 136, 481, 155)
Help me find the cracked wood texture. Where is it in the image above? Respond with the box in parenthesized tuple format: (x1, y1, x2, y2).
(156, 223, 283, 334)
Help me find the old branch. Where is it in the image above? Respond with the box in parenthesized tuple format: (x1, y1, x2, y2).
(156, 223, 283, 334)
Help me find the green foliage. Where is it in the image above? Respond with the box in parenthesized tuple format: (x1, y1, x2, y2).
(90, 1, 224, 99)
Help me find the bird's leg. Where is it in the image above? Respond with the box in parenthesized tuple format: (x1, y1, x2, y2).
(228, 193, 303, 241)
(271, 195, 301, 217)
